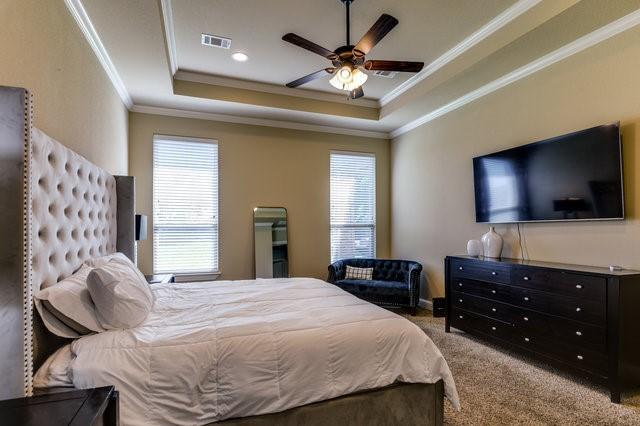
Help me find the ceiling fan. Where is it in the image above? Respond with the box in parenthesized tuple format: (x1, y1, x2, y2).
(282, 0, 424, 99)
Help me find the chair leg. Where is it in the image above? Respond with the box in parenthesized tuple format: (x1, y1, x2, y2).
(410, 306, 417, 316)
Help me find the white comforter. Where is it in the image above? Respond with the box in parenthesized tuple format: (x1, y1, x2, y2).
(70, 278, 459, 425)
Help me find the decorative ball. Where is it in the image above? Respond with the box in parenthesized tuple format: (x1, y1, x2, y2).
(467, 239, 483, 257)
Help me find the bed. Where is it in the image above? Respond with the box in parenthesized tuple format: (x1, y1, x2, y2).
(70, 277, 458, 424)
(0, 85, 459, 425)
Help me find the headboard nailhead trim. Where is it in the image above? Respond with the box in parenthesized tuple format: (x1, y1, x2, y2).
(22, 90, 34, 397)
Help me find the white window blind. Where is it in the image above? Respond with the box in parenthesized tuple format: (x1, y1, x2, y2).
(330, 152, 376, 263)
(153, 136, 219, 274)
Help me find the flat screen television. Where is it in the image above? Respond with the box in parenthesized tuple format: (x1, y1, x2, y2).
(473, 123, 623, 223)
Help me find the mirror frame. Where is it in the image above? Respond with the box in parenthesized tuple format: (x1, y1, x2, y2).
(253, 206, 289, 278)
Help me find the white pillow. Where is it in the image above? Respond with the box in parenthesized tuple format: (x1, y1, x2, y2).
(345, 265, 374, 280)
(33, 345, 74, 389)
(84, 252, 131, 268)
(34, 265, 105, 338)
(87, 257, 154, 329)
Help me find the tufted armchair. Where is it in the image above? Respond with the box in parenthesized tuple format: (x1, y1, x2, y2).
(327, 259, 422, 315)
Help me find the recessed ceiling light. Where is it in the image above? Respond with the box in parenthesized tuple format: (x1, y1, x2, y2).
(231, 52, 248, 62)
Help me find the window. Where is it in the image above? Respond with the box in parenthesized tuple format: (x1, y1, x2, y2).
(330, 151, 376, 263)
(153, 136, 219, 274)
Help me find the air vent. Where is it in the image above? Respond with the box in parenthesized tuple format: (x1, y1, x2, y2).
(373, 70, 397, 78)
(201, 33, 232, 49)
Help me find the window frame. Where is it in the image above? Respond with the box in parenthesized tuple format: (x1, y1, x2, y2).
(329, 150, 377, 263)
(152, 134, 220, 279)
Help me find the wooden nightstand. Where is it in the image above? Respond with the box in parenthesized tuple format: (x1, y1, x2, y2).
(145, 273, 176, 284)
(0, 386, 118, 426)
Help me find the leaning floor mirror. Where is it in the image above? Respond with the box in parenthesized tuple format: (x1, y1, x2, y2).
(254, 207, 289, 278)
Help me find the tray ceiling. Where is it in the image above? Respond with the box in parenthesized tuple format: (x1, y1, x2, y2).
(171, 0, 516, 100)
(75, 0, 640, 137)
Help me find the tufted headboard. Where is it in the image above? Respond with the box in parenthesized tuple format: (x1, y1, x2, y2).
(31, 127, 119, 290)
(0, 86, 135, 399)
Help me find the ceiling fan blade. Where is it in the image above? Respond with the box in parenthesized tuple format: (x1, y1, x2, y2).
(364, 60, 424, 73)
(285, 68, 334, 88)
(350, 86, 364, 100)
(282, 33, 338, 60)
(353, 14, 398, 56)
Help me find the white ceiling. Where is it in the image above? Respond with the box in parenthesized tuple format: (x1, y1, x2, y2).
(74, 0, 640, 136)
(171, 0, 516, 99)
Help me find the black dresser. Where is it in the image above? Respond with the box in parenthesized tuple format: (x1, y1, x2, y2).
(445, 255, 640, 402)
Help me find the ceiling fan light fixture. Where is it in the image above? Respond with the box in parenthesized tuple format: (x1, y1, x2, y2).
(338, 66, 352, 80)
(330, 66, 367, 91)
(281, 3, 423, 93)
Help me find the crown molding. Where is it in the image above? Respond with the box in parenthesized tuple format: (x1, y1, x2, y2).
(390, 8, 640, 139)
(131, 105, 390, 139)
(379, 0, 542, 107)
(176, 71, 379, 108)
(159, 0, 178, 76)
(64, 0, 133, 108)
(164, 0, 542, 109)
(68, 0, 639, 142)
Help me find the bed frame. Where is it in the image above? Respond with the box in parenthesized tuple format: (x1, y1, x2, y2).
(0, 86, 444, 425)
(217, 382, 444, 426)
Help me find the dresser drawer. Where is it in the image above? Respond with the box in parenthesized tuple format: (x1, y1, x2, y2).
(452, 291, 512, 323)
(451, 291, 606, 352)
(508, 286, 605, 326)
(452, 277, 509, 300)
(510, 328, 608, 375)
(512, 267, 606, 301)
(451, 307, 607, 376)
(451, 277, 605, 325)
(450, 259, 510, 284)
(450, 308, 513, 341)
(510, 307, 606, 352)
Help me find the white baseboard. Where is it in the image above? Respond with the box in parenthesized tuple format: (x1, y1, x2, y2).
(418, 298, 433, 311)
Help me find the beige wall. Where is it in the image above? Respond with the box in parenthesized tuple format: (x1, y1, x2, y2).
(391, 27, 640, 300)
(0, 0, 128, 174)
(129, 112, 390, 279)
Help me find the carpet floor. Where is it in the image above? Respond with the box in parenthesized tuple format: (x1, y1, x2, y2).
(404, 310, 640, 425)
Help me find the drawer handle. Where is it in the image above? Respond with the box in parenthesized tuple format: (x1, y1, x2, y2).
(523, 317, 529, 321)
(523, 297, 529, 301)
(523, 276, 530, 281)
(458, 282, 463, 287)
(459, 266, 464, 270)
(576, 284, 583, 289)
(491, 308, 497, 312)
(491, 326, 496, 331)
(491, 271, 497, 276)
(458, 315, 464, 319)
(576, 307, 582, 312)
(491, 290, 496, 294)
(577, 355, 584, 361)
(576, 331, 582, 336)
(524, 337, 530, 342)
(459, 298, 463, 303)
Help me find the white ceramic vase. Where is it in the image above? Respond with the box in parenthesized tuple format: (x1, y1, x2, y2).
(466, 239, 483, 257)
(481, 226, 503, 258)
